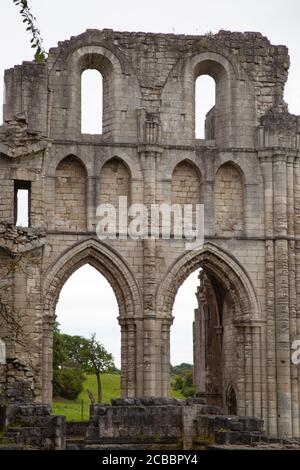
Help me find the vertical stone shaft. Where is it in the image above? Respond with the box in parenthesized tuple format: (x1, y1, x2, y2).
(119, 319, 128, 398)
(140, 149, 159, 396)
(127, 320, 137, 397)
(244, 326, 253, 416)
(161, 319, 172, 396)
(294, 157, 300, 432)
(252, 326, 262, 418)
(87, 175, 97, 231)
(287, 155, 299, 437)
(273, 153, 292, 437)
(260, 154, 277, 435)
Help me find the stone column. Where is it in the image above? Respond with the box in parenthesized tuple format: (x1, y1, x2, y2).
(42, 313, 56, 405)
(119, 318, 128, 398)
(135, 318, 144, 397)
(44, 176, 56, 230)
(259, 152, 277, 435)
(273, 152, 292, 437)
(87, 175, 97, 232)
(252, 325, 263, 419)
(293, 155, 300, 439)
(244, 325, 253, 416)
(161, 318, 173, 396)
(287, 154, 299, 437)
(138, 107, 163, 396)
(235, 322, 263, 419)
(127, 319, 137, 398)
(119, 317, 137, 398)
(140, 146, 158, 395)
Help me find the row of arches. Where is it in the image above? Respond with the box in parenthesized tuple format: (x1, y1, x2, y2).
(55, 258, 238, 415)
(43, 237, 260, 409)
(81, 69, 216, 138)
(54, 155, 244, 236)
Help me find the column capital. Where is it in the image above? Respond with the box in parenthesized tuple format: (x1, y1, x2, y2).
(161, 316, 174, 329)
(118, 316, 137, 329)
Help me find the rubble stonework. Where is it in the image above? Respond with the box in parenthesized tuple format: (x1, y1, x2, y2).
(0, 28, 299, 440)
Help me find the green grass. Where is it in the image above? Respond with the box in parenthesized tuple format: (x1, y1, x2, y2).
(52, 373, 184, 422)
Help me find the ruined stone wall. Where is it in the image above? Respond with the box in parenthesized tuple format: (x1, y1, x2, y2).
(0, 29, 299, 439)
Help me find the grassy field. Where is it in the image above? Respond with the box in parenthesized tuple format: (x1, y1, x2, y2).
(52, 373, 184, 422)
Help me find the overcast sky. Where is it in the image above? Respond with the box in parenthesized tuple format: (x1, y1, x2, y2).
(1, 1, 300, 368)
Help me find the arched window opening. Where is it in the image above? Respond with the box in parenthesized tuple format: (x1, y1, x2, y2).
(195, 75, 216, 139)
(14, 180, 31, 227)
(81, 69, 103, 134)
(53, 265, 120, 418)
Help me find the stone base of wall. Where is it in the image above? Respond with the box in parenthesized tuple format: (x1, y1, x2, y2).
(84, 398, 264, 450)
(2, 399, 297, 450)
(0, 404, 66, 450)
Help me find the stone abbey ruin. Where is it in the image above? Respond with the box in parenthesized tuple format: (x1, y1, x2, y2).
(0, 28, 300, 449)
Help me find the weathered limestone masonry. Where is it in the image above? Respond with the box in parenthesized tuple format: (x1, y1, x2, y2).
(0, 28, 299, 439)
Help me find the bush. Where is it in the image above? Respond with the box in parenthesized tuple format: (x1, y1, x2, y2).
(172, 375, 184, 390)
(53, 368, 85, 400)
(182, 386, 195, 398)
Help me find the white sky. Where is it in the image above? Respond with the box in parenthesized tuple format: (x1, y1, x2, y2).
(2, 0, 300, 368)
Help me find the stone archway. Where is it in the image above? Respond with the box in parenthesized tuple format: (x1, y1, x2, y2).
(156, 243, 265, 418)
(41, 238, 142, 404)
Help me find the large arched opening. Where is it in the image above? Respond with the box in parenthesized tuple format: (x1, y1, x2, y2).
(53, 264, 120, 419)
(42, 239, 142, 406)
(158, 243, 263, 417)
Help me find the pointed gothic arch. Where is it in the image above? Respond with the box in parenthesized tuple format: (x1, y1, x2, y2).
(41, 238, 142, 404)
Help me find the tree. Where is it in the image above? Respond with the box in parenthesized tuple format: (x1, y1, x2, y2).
(170, 363, 195, 398)
(13, 0, 47, 63)
(52, 328, 115, 403)
(77, 334, 115, 403)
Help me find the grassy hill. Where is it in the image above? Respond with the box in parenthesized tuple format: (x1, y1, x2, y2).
(52, 373, 184, 422)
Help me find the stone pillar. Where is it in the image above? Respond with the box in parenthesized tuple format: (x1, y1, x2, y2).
(44, 176, 56, 230)
(244, 325, 253, 417)
(287, 154, 299, 437)
(135, 319, 144, 397)
(273, 152, 292, 437)
(259, 153, 277, 435)
(161, 318, 173, 397)
(138, 107, 163, 396)
(252, 325, 263, 418)
(42, 313, 56, 405)
(193, 303, 206, 394)
(119, 317, 137, 398)
(87, 175, 97, 232)
(119, 318, 128, 398)
(141, 147, 158, 396)
(143, 317, 157, 396)
(236, 322, 263, 419)
(193, 272, 207, 394)
(294, 156, 300, 439)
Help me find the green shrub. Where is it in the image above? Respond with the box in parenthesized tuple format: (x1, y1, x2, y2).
(53, 368, 85, 400)
(172, 375, 184, 390)
(182, 386, 195, 398)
